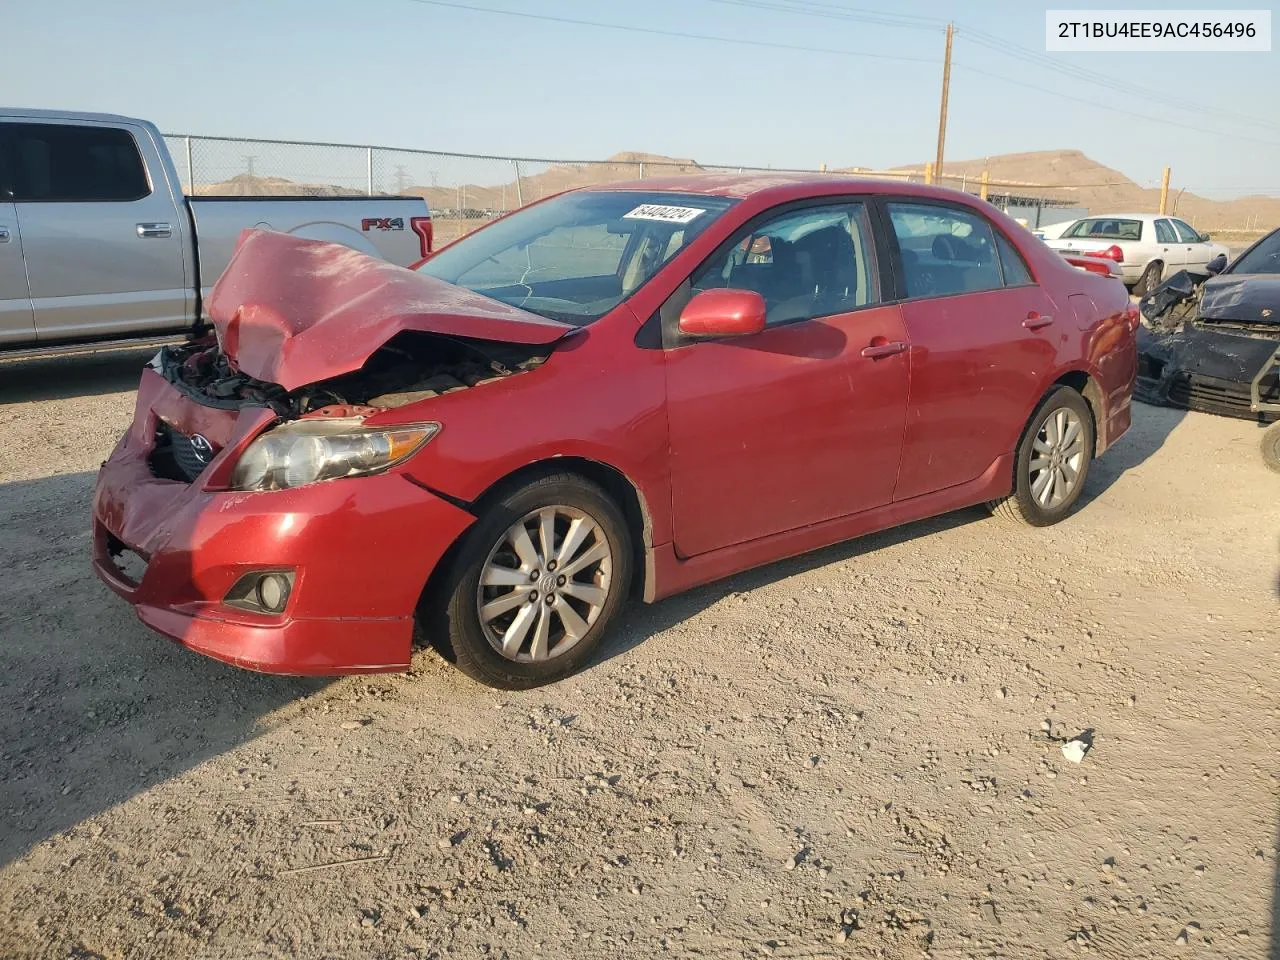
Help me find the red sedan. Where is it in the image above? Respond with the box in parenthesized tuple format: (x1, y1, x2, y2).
(92, 176, 1137, 688)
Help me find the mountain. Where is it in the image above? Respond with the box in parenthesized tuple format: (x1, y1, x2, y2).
(889, 150, 1278, 231)
(192, 150, 1277, 234)
(192, 173, 364, 197)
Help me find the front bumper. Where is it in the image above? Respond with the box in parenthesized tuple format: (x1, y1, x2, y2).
(1135, 324, 1280, 421)
(92, 369, 475, 675)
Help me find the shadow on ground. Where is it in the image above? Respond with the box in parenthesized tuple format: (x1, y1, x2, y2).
(1076, 399, 1186, 509)
(0, 348, 161, 404)
(595, 506, 988, 669)
(0, 398, 1193, 868)
(598, 398, 1190, 669)
(0, 470, 332, 867)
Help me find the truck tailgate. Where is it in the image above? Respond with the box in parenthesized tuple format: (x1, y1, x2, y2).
(187, 196, 431, 311)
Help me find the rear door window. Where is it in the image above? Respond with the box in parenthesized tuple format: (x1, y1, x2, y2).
(4, 123, 150, 202)
(887, 202, 1004, 299)
(1154, 219, 1177, 244)
(994, 232, 1034, 286)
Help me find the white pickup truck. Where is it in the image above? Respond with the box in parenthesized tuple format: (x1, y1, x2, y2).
(0, 109, 432, 355)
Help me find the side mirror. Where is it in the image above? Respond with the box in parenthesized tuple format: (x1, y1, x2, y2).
(1206, 252, 1227, 275)
(678, 288, 766, 339)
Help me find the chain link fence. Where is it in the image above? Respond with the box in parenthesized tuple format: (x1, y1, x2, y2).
(167, 133, 1240, 246)
(165, 134, 936, 246)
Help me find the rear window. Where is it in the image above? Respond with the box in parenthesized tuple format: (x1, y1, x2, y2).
(2, 123, 150, 202)
(1064, 218, 1142, 242)
(419, 190, 735, 325)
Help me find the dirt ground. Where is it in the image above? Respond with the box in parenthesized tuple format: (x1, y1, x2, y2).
(0, 349, 1276, 960)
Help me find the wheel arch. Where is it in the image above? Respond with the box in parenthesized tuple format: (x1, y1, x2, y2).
(422, 456, 656, 612)
(1051, 369, 1106, 455)
(1135, 258, 1164, 294)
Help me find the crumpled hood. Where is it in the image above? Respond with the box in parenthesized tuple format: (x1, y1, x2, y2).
(206, 229, 573, 391)
(1199, 275, 1280, 326)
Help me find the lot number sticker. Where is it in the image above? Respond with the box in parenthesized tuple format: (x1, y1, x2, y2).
(623, 204, 706, 224)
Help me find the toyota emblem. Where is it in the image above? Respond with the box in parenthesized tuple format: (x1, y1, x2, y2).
(189, 434, 215, 464)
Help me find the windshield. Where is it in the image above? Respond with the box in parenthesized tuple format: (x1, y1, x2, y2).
(1230, 229, 1280, 275)
(418, 190, 736, 325)
(1065, 218, 1142, 241)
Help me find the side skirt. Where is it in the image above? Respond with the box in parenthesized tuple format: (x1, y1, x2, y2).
(647, 454, 1014, 602)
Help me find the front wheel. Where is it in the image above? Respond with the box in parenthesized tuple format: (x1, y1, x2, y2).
(988, 386, 1095, 526)
(427, 473, 633, 689)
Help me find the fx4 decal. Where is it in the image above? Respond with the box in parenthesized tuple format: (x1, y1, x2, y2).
(361, 217, 405, 232)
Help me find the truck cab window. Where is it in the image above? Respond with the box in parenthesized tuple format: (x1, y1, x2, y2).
(3, 123, 149, 202)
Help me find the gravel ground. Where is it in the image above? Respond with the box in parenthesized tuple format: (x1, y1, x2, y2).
(0, 349, 1277, 960)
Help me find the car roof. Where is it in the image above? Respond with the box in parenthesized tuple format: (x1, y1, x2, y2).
(576, 172, 994, 204)
(0, 106, 148, 126)
(1074, 213, 1163, 221)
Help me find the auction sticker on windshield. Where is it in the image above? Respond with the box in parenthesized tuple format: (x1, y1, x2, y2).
(623, 204, 706, 224)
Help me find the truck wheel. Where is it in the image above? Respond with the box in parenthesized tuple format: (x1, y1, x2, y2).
(988, 386, 1095, 527)
(1261, 423, 1280, 474)
(427, 473, 633, 689)
(1134, 261, 1163, 297)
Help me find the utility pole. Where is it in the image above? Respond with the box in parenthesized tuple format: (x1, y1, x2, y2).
(242, 155, 257, 178)
(1158, 166, 1171, 214)
(393, 165, 410, 194)
(934, 22, 954, 186)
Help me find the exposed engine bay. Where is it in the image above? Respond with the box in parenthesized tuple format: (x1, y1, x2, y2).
(158, 331, 550, 419)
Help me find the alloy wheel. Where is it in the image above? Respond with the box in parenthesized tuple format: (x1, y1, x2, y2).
(476, 506, 613, 662)
(1029, 407, 1087, 508)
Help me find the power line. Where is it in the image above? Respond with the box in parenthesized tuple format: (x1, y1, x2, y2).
(704, 0, 944, 32)
(697, 0, 1280, 135)
(397, 0, 1280, 151)
(956, 27, 1280, 134)
(401, 0, 941, 64)
(952, 62, 1280, 149)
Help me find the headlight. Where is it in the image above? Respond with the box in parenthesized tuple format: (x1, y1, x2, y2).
(230, 418, 439, 491)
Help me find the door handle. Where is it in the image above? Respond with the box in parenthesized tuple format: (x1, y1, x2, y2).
(136, 222, 172, 239)
(860, 340, 909, 359)
(0, 227, 9, 243)
(1023, 312, 1054, 330)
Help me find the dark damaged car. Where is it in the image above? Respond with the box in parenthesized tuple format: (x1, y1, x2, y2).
(1136, 228, 1280, 470)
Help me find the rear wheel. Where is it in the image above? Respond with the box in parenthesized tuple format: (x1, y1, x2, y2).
(988, 386, 1095, 527)
(1134, 260, 1163, 297)
(1261, 422, 1280, 474)
(427, 473, 633, 689)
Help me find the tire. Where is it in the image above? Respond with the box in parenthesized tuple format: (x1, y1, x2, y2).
(988, 386, 1095, 527)
(1261, 422, 1280, 474)
(426, 472, 633, 689)
(1133, 260, 1163, 297)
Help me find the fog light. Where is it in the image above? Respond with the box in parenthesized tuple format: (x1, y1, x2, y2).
(224, 570, 296, 615)
(256, 573, 291, 613)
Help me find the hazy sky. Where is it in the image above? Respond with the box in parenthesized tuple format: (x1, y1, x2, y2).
(8, 0, 1279, 196)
